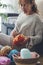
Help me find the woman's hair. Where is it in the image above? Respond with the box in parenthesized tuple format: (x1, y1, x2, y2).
(19, 0, 38, 13)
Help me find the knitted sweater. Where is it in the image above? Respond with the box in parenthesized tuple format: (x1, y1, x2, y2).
(13, 12, 43, 50)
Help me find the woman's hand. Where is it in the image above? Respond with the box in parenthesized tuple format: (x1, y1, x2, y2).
(10, 30, 19, 38)
(12, 34, 31, 49)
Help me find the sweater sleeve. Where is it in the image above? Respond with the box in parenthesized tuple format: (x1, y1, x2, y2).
(27, 17, 43, 49)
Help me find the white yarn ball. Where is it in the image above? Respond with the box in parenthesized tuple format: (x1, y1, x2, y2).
(20, 48, 32, 59)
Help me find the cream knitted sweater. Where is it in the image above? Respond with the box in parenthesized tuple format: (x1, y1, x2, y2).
(13, 12, 43, 49)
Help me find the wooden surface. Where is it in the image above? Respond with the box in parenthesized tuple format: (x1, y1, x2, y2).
(39, 56, 43, 65)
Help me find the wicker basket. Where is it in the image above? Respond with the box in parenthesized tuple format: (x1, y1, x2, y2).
(12, 53, 40, 65)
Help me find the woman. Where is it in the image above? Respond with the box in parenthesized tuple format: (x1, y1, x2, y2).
(10, 0, 43, 54)
(0, 0, 43, 54)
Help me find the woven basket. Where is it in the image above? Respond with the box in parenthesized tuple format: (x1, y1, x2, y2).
(12, 54, 40, 65)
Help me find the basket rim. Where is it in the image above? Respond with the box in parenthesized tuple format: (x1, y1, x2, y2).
(12, 53, 40, 60)
(12, 53, 40, 64)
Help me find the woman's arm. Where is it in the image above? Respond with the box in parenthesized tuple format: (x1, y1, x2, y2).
(10, 21, 20, 38)
(28, 19, 43, 49)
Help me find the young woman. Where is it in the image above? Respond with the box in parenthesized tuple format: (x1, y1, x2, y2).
(10, 0, 43, 54)
(0, 0, 43, 54)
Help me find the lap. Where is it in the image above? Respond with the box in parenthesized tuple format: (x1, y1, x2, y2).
(0, 33, 12, 46)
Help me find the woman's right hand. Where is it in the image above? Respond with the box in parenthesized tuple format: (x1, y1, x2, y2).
(10, 30, 19, 38)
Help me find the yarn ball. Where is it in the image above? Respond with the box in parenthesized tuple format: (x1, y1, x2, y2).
(8, 49, 19, 61)
(13, 34, 26, 46)
(0, 56, 11, 65)
(20, 48, 32, 59)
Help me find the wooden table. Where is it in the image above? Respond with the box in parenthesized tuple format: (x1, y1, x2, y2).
(38, 56, 43, 65)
